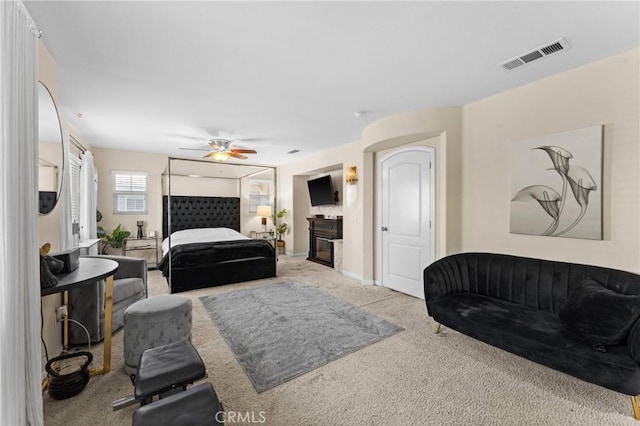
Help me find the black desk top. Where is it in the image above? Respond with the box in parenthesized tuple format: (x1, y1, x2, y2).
(41, 257, 119, 297)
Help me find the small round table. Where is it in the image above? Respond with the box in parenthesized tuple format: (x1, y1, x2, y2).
(42, 257, 119, 375)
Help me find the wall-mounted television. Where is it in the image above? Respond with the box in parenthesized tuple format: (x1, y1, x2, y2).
(307, 175, 337, 206)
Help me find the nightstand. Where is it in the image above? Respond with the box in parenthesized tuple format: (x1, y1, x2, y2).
(250, 231, 276, 247)
(123, 236, 159, 269)
(78, 238, 101, 255)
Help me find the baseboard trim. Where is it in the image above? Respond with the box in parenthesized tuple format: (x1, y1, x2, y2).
(342, 270, 363, 282)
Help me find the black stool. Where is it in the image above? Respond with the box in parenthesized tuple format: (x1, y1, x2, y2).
(112, 340, 206, 411)
(132, 382, 224, 426)
(134, 340, 206, 405)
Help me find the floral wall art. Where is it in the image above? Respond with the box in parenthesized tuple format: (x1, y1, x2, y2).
(510, 125, 603, 240)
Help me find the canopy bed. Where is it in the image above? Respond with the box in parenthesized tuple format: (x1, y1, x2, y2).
(161, 158, 277, 293)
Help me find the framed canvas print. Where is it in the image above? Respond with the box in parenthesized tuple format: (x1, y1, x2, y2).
(510, 125, 603, 240)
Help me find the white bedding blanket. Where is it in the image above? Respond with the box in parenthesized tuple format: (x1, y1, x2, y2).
(162, 227, 249, 257)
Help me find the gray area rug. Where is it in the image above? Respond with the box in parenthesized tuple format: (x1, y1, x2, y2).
(200, 281, 403, 392)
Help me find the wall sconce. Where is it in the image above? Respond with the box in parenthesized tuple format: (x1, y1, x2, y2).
(256, 205, 272, 232)
(345, 166, 358, 207)
(346, 166, 358, 185)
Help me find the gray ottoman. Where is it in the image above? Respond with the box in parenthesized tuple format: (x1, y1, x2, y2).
(123, 295, 192, 375)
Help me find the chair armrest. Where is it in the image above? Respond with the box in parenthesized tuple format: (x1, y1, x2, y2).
(82, 255, 147, 287)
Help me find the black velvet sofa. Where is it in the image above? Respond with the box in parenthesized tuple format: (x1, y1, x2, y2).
(423, 252, 640, 419)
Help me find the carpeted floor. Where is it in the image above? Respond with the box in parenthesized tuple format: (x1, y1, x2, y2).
(43, 255, 638, 425)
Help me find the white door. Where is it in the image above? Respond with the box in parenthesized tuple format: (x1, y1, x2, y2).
(380, 148, 434, 299)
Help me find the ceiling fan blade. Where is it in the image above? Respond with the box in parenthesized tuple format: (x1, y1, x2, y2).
(231, 149, 257, 154)
(179, 147, 210, 151)
(230, 152, 248, 160)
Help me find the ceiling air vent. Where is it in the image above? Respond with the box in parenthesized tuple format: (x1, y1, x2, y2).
(499, 37, 570, 71)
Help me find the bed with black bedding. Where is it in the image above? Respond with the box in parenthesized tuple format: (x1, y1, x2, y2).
(162, 196, 276, 293)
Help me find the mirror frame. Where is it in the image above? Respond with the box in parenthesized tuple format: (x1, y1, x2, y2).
(38, 81, 65, 215)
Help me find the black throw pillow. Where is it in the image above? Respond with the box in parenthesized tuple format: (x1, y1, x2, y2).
(558, 278, 640, 352)
(44, 255, 64, 274)
(40, 255, 58, 289)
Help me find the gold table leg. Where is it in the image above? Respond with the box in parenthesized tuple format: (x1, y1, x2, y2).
(63, 291, 69, 350)
(91, 274, 114, 375)
(632, 396, 640, 420)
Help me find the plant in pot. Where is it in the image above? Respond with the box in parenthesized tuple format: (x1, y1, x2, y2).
(100, 224, 130, 254)
(274, 209, 288, 252)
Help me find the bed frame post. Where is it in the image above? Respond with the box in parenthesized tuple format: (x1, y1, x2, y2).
(167, 157, 172, 293)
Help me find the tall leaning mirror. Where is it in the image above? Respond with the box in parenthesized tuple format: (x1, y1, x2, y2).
(38, 81, 64, 215)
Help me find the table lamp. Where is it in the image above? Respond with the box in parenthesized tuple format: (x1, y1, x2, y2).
(256, 205, 272, 232)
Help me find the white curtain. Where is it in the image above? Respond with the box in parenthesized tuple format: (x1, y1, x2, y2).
(79, 151, 96, 240)
(58, 130, 73, 250)
(0, 1, 44, 425)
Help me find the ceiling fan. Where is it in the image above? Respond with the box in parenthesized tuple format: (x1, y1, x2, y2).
(179, 138, 257, 161)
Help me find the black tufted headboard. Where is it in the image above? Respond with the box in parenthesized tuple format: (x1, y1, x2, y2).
(39, 191, 57, 215)
(162, 196, 241, 238)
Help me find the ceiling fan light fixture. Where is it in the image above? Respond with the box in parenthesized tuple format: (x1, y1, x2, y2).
(210, 138, 231, 150)
(212, 152, 231, 161)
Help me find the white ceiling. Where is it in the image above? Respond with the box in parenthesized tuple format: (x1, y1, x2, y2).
(24, 1, 639, 166)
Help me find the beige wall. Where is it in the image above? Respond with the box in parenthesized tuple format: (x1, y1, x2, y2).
(93, 149, 269, 263)
(279, 49, 639, 283)
(362, 107, 463, 258)
(461, 48, 640, 273)
(278, 140, 363, 276)
(277, 107, 463, 282)
(360, 107, 463, 282)
(93, 148, 167, 262)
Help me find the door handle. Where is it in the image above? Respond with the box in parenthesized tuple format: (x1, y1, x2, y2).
(381, 227, 388, 231)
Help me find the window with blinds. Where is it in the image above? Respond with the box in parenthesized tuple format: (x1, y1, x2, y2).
(112, 171, 148, 214)
(69, 155, 82, 222)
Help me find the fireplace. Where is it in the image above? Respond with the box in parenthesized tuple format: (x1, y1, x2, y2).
(314, 237, 333, 263)
(307, 217, 343, 268)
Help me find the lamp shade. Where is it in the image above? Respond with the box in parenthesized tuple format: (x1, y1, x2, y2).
(256, 205, 272, 217)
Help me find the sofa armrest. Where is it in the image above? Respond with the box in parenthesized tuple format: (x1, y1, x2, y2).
(423, 254, 469, 302)
(628, 318, 640, 364)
